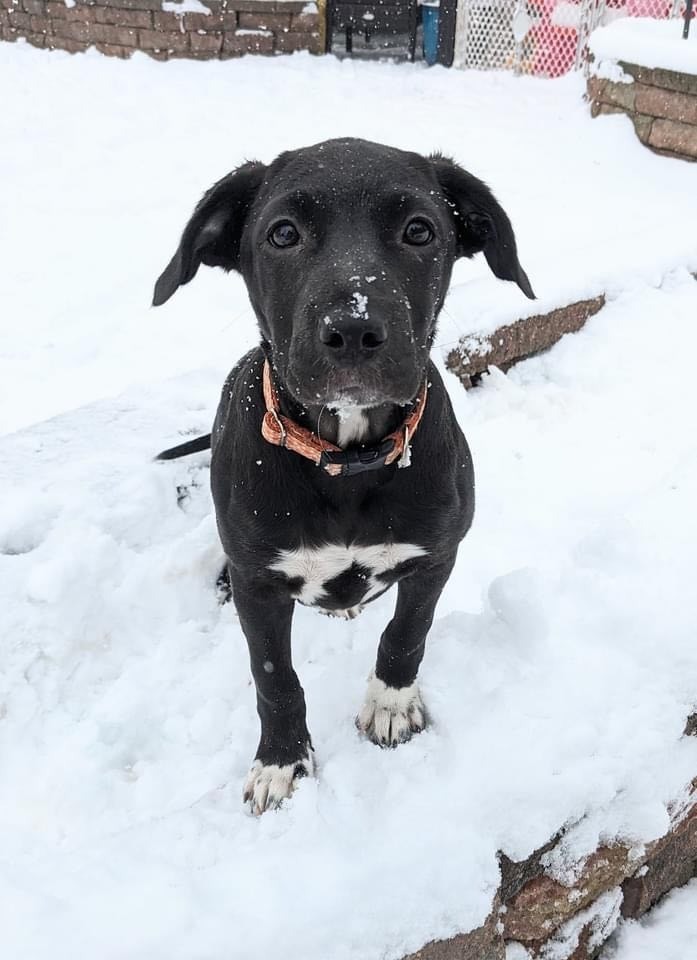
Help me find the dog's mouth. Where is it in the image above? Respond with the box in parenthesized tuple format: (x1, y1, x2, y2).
(323, 370, 382, 406)
(281, 360, 388, 407)
(288, 368, 422, 408)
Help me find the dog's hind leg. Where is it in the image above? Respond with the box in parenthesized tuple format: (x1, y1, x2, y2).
(357, 555, 456, 748)
(231, 576, 313, 815)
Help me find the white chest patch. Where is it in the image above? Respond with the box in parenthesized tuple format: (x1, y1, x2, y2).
(333, 407, 370, 448)
(269, 542, 427, 606)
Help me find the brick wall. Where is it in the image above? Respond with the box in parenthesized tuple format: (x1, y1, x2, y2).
(0, 0, 320, 60)
(588, 62, 697, 162)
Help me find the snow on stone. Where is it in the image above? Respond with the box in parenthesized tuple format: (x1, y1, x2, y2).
(604, 879, 697, 958)
(2, 42, 697, 960)
(163, 0, 211, 14)
(591, 58, 634, 83)
(589, 17, 697, 76)
(533, 889, 623, 959)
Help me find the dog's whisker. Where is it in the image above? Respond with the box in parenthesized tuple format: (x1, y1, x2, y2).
(316, 404, 328, 440)
(215, 305, 255, 335)
(433, 336, 465, 350)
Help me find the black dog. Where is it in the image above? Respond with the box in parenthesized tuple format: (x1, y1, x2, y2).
(153, 138, 533, 815)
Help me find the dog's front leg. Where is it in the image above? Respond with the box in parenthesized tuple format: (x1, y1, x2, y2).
(357, 556, 456, 748)
(231, 574, 313, 815)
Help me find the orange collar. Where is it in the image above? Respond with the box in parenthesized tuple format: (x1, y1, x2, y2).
(260, 360, 428, 477)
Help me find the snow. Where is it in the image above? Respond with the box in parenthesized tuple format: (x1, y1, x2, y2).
(2, 41, 697, 960)
(604, 879, 697, 959)
(589, 17, 697, 77)
(162, 0, 211, 14)
(592, 58, 634, 83)
(351, 291, 369, 317)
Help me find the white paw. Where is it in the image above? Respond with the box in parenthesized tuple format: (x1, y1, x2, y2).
(242, 753, 314, 815)
(356, 674, 427, 747)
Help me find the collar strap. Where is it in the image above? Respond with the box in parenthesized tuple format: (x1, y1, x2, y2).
(260, 360, 428, 478)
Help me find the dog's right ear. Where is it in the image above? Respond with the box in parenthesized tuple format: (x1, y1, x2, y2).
(152, 161, 266, 307)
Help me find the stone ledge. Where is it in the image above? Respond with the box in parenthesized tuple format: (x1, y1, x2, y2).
(400, 721, 697, 960)
(649, 117, 697, 160)
(445, 296, 605, 388)
(588, 61, 697, 162)
(635, 83, 697, 125)
(620, 60, 697, 98)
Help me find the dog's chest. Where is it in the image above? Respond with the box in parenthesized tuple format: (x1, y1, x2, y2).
(269, 542, 426, 611)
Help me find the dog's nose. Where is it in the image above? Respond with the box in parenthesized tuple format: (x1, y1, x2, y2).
(319, 314, 387, 361)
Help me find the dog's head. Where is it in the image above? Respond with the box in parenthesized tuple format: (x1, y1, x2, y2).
(153, 138, 534, 408)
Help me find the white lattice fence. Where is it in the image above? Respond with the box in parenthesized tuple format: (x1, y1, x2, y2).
(453, 0, 687, 76)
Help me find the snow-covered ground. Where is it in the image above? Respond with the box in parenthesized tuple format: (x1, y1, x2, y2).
(2, 41, 697, 960)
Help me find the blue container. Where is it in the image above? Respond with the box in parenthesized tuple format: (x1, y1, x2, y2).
(421, 2, 440, 66)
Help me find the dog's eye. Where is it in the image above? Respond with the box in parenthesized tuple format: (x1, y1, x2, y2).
(403, 219, 434, 246)
(269, 222, 300, 249)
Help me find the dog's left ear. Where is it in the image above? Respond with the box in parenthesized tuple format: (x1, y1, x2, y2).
(430, 155, 535, 300)
(153, 161, 267, 307)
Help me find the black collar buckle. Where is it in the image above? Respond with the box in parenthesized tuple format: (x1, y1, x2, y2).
(319, 439, 395, 477)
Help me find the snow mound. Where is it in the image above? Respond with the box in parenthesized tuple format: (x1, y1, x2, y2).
(589, 17, 697, 76)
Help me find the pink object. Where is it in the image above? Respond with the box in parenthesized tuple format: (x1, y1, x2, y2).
(530, 23, 579, 76)
(525, 0, 681, 78)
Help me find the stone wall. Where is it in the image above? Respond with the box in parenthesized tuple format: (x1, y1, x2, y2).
(402, 714, 697, 960)
(588, 62, 697, 162)
(0, 0, 320, 60)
